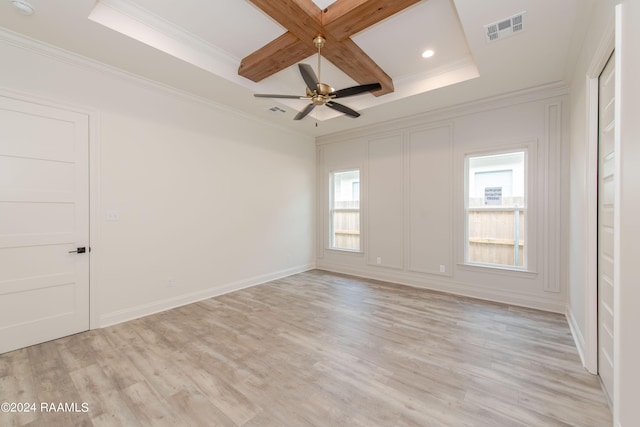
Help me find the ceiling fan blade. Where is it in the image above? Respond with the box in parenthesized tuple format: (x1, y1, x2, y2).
(326, 101, 360, 118)
(254, 94, 305, 99)
(294, 103, 316, 120)
(330, 83, 382, 99)
(298, 63, 319, 92)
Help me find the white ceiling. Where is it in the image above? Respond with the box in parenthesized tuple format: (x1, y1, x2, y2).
(0, 0, 594, 137)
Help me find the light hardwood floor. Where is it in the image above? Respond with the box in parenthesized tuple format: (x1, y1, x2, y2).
(0, 270, 611, 426)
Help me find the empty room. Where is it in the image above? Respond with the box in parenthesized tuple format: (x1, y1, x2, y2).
(1, 0, 639, 426)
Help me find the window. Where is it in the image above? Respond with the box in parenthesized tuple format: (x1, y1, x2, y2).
(330, 169, 360, 251)
(465, 151, 526, 269)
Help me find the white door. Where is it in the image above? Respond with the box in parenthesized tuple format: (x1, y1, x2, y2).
(0, 96, 89, 354)
(598, 53, 615, 403)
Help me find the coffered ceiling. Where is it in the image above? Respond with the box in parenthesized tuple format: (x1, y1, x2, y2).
(0, 0, 594, 136)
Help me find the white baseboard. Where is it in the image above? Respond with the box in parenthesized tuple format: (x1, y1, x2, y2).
(316, 263, 566, 313)
(99, 263, 314, 328)
(566, 304, 587, 368)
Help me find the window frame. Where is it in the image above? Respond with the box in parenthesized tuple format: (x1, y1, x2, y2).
(328, 168, 362, 253)
(462, 144, 535, 273)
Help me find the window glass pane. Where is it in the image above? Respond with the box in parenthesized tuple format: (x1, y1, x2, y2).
(333, 170, 360, 209)
(468, 152, 525, 208)
(332, 210, 360, 250)
(331, 170, 360, 251)
(468, 211, 525, 267)
(467, 151, 525, 268)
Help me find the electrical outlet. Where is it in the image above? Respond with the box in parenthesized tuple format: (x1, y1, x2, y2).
(167, 278, 174, 287)
(106, 210, 120, 221)
(376, 257, 382, 265)
(439, 265, 446, 273)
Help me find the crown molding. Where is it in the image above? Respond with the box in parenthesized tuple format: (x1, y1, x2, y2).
(316, 81, 569, 145)
(89, 0, 241, 82)
(0, 27, 312, 141)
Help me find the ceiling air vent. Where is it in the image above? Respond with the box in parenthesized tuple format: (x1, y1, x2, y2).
(484, 11, 526, 43)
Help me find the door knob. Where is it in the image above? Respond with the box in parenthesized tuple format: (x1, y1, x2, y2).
(68, 247, 86, 254)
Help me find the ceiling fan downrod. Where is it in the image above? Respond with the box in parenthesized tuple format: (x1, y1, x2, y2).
(314, 35, 326, 88)
(312, 35, 334, 99)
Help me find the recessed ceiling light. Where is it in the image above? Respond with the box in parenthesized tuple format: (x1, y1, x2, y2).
(422, 49, 435, 59)
(11, 0, 34, 15)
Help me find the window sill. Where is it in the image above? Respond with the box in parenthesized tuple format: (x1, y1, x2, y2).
(457, 262, 538, 279)
(326, 248, 364, 256)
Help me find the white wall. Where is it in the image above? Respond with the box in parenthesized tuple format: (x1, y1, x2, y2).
(316, 86, 568, 312)
(615, 2, 640, 424)
(0, 31, 316, 326)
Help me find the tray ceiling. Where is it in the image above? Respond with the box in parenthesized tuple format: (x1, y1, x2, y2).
(0, 0, 593, 136)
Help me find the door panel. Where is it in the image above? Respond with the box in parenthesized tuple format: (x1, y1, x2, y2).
(0, 96, 89, 354)
(598, 53, 615, 403)
(0, 108, 76, 161)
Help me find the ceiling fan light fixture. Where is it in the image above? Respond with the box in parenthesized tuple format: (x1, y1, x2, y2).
(422, 49, 435, 59)
(253, 36, 381, 121)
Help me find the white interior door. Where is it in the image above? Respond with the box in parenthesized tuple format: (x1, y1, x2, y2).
(598, 53, 615, 404)
(0, 96, 89, 354)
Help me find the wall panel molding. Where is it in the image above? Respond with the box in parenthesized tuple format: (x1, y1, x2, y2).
(366, 134, 404, 269)
(316, 84, 567, 314)
(406, 124, 453, 276)
(544, 101, 562, 293)
(316, 147, 325, 259)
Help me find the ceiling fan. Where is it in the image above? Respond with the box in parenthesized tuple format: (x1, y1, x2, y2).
(254, 35, 382, 120)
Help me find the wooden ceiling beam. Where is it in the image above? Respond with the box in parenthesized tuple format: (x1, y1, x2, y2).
(241, 0, 409, 95)
(322, 36, 393, 96)
(246, 0, 323, 42)
(322, 0, 422, 40)
(239, 32, 316, 82)
(239, 0, 322, 81)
